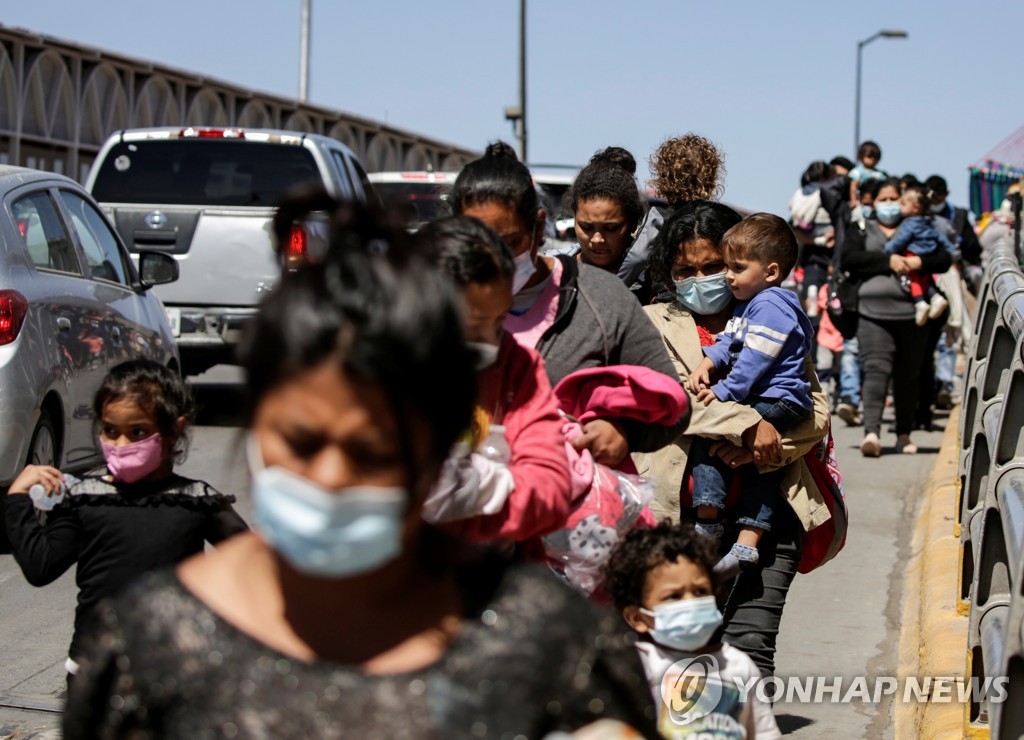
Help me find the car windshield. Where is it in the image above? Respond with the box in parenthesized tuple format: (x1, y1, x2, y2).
(91, 140, 320, 207)
(373, 182, 449, 226)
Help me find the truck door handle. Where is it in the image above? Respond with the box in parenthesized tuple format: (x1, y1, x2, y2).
(56, 317, 71, 331)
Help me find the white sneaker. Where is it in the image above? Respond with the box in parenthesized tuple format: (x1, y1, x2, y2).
(928, 293, 949, 319)
(860, 432, 882, 457)
(914, 301, 929, 326)
(896, 435, 918, 454)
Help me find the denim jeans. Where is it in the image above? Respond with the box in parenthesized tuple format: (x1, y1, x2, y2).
(691, 397, 811, 531)
(935, 329, 957, 391)
(838, 336, 862, 406)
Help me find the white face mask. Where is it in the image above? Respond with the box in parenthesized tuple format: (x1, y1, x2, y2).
(641, 596, 724, 651)
(929, 201, 946, 215)
(468, 341, 499, 370)
(512, 249, 537, 294)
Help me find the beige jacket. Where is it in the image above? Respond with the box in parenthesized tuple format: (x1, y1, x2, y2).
(632, 302, 832, 531)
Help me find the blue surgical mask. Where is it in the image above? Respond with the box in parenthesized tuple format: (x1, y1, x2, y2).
(641, 596, 724, 651)
(875, 202, 902, 226)
(248, 437, 408, 578)
(860, 204, 874, 220)
(673, 273, 732, 315)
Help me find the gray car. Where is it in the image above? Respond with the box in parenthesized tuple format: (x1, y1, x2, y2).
(0, 166, 179, 487)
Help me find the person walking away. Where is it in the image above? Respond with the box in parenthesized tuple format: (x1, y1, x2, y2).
(6, 360, 247, 685)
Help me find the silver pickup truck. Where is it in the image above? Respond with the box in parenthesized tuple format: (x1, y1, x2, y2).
(87, 127, 372, 376)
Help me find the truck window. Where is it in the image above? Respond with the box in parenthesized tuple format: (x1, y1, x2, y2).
(91, 140, 321, 207)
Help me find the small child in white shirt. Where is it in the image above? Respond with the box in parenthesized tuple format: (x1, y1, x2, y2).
(602, 521, 780, 739)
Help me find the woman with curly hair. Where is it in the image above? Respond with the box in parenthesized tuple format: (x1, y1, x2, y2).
(649, 133, 725, 205)
(624, 134, 727, 300)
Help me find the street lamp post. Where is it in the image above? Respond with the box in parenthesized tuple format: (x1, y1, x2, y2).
(299, 0, 311, 103)
(855, 29, 907, 157)
(504, 0, 527, 161)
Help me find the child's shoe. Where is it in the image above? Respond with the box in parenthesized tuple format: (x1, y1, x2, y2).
(714, 543, 759, 580)
(914, 300, 929, 326)
(694, 520, 725, 540)
(928, 292, 949, 319)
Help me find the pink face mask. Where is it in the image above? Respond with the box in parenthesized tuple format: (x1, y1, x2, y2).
(100, 433, 165, 483)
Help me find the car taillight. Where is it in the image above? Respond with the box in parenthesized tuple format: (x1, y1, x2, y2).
(283, 224, 308, 270)
(287, 225, 308, 257)
(0, 291, 28, 346)
(178, 127, 245, 139)
(16, 218, 28, 239)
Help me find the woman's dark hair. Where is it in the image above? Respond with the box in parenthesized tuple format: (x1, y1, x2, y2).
(876, 177, 903, 198)
(829, 155, 854, 172)
(450, 141, 539, 226)
(603, 521, 720, 610)
(414, 216, 514, 287)
(648, 201, 742, 288)
(93, 359, 195, 462)
(801, 161, 830, 187)
(563, 146, 645, 232)
(593, 146, 637, 176)
(247, 192, 477, 482)
(858, 178, 882, 200)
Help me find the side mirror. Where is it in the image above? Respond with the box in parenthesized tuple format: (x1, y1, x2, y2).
(138, 251, 179, 288)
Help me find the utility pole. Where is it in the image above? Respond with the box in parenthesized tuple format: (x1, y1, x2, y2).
(518, 0, 527, 163)
(299, 0, 311, 103)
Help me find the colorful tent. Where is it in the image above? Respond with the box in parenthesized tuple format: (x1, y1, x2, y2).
(969, 123, 1024, 217)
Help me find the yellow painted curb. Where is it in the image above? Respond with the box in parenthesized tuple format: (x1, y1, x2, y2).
(895, 407, 972, 740)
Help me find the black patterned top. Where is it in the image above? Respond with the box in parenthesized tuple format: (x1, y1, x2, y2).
(64, 565, 658, 739)
(5, 472, 247, 659)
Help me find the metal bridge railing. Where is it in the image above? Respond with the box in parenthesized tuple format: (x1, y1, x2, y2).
(957, 236, 1024, 736)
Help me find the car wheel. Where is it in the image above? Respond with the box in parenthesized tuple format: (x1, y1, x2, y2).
(27, 411, 59, 467)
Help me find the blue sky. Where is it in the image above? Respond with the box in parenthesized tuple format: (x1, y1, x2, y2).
(5, 1, 1022, 214)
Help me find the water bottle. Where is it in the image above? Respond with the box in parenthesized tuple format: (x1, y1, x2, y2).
(478, 424, 511, 464)
(806, 284, 819, 317)
(28, 474, 78, 511)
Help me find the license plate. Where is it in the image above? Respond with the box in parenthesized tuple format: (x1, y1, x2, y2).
(165, 307, 181, 337)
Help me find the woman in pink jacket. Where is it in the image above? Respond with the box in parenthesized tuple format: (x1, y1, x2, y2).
(416, 216, 574, 544)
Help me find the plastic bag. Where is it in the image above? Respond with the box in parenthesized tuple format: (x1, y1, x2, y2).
(542, 465, 654, 594)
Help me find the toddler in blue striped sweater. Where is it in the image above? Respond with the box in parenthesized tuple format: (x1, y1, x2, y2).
(686, 213, 814, 578)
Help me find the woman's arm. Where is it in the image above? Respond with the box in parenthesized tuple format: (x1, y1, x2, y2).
(917, 245, 953, 275)
(450, 353, 573, 542)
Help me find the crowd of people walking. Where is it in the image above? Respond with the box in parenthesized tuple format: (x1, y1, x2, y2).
(3, 131, 1009, 738)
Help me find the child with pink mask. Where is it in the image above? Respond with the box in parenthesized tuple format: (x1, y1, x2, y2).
(5, 360, 247, 686)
